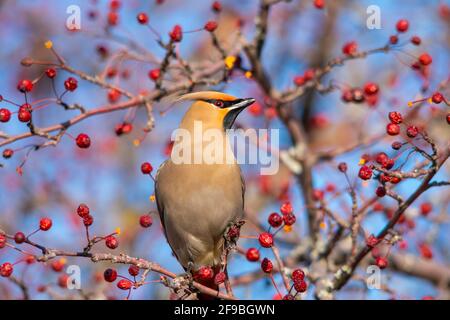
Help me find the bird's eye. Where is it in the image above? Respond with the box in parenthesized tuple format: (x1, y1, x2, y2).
(213, 100, 224, 108)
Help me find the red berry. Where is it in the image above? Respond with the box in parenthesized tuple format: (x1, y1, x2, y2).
(283, 213, 296, 226)
(258, 232, 274, 248)
(431, 92, 444, 104)
(358, 165, 373, 180)
(418, 53, 432, 66)
(419, 243, 433, 259)
(386, 123, 400, 136)
(141, 162, 153, 174)
(411, 36, 421, 45)
(107, 89, 121, 103)
(39, 217, 52, 231)
(0, 108, 11, 122)
(389, 35, 399, 45)
(137, 12, 148, 24)
(294, 280, 308, 293)
(248, 102, 262, 116)
(64, 77, 78, 91)
(283, 294, 295, 300)
(105, 235, 118, 249)
(420, 202, 432, 216)
(139, 215, 153, 228)
(376, 256, 388, 269)
(0, 263, 13, 277)
(77, 204, 90, 218)
(51, 259, 65, 272)
(148, 69, 160, 81)
(45, 68, 57, 79)
(341, 90, 353, 102)
(14, 232, 26, 244)
(366, 234, 379, 248)
(0, 234, 6, 248)
(268, 213, 283, 228)
(303, 69, 315, 81)
(376, 186, 386, 197)
(17, 79, 33, 93)
(280, 202, 293, 215)
(18, 104, 32, 122)
(364, 82, 379, 96)
(291, 269, 305, 281)
(104, 268, 117, 282)
(107, 11, 119, 26)
(388, 111, 403, 124)
(447, 114, 450, 125)
(313, 0, 325, 9)
(396, 19, 409, 32)
(342, 41, 357, 55)
(294, 75, 305, 87)
(392, 141, 402, 150)
(406, 125, 419, 138)
(195, 266, 214, 281)
(212, 1, 222, 13)
(204, 21, 218, 32)
(351, 88, 365, 103)
(375, 152, 388, 165)
(312, 189, 324, 201)
(117, 279, 132, 290)
(109, 0, 121, 10)
(83, 215, 94, 227)
(261, 258, 273, 273)
(128, 265, 139, 276)
(214, 271, 226, 285)
(169, 25, 183, 42)
(338, 162, 347, 172)
(76, 133, 91, 148)
(3, 149, 13, 159)
(246, 248, 260, 262)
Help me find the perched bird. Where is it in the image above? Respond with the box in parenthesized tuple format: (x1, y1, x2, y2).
(155, 91, 255, 296)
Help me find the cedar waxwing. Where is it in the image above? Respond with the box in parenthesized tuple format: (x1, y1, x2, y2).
(155, 91, 255, 292)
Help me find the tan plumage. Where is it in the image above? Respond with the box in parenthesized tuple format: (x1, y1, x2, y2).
(155, 92, 255, 273)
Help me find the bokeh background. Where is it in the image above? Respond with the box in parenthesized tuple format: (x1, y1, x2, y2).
(0, 0, 449, 300)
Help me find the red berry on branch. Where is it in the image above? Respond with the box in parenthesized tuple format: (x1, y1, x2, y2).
(447, 114, 450, 125)
(204, 21, 218, 32)
(76, 133, 91, 149)
(148, 69, 161, 81)
(392, 141, 402, 150)
(351, 88, 365, 103)
(139, 215, 153, 228)
(14, 232, 26, 244)
(261, 258, 273, 273)
(107, 89, 121, 103)
(105, 235, 119, 249)
(388, 111, 403, 124)
(0, 234, 6, 248)
(283, 213, 296, 226)
(2, 149, 13, 159)
(109, 0, 121, 10)
(258, 232, 274, 248)
(104, 268, 117, 282)
(419, 243, 433, 259)
(418, 53, 432, 66)
(141, 162, 153, 174)
(341, 89, 353, 103)
(366, 234, 379, 248)
(280, 202, 293, 215)
(420, 202, 432, 216)
(107, 11, 119, 26)
(0, 262, 13, 277)
(431, 92, 443, 104)
(214, 271, 226, 285)
(64, 77, 78, 91)
(375, 152, 388, 165)
(51, 259, 65, 272)
(83, 214, 94, 227)
(283, 294, 295, 300)
(294, 75, 305, 87)
(338, 162, 348, 172)
(294, 280, 308, 293)
(313, 0, 325, 9)
(195, 266, 214, 281)
(17, 79, 33, 93)
(303, 69, 315, 81)
(411, 36, 421, 45)
(45, 68, 57, 79)
(212, 1, 222, 13)
(396, 19, 409, 32)
(248, 102, 262, 116)
(406, 125, 419, 138)
(0, 108, 11, 122)
(246, 248, 260, 262)
(342, 41, 357, 55)
(291, 269, 305, 281)
(312, 189, 324, 201)
(268, 212, 283, 228)
(364, 82, 379, 96)
(39, 217, 52, 231)
(137, 12, 148, 24)
(117, 279, 132, 290)
(169, 25, 183, 42)
(128, 265, 139, 277)
(386, 123, 400, 136)
(358, 165, 373, 180)
(389, 35, 398, 45)
(376, 186, 386, 197)
(77, 203, 90, 218)
(376, 256, 388, 269)
(18, 104, 32, 122)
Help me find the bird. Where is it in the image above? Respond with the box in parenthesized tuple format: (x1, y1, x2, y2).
(154, 91, 255, 298)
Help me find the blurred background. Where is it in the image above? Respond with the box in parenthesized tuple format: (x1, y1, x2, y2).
(0, 0, 449, 300)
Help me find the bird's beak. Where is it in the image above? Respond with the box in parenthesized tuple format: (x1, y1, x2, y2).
(223, 98, 256, 129)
